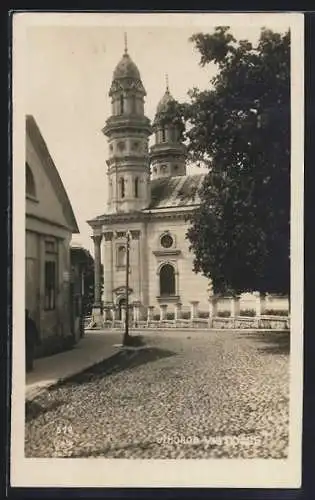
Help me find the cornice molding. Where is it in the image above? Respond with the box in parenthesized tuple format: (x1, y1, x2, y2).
(150, 144, 186, 155)
(87, 206, 195, 228)
(156, 295, 180, 303)
(113, 285, 134, 295)
(103, 116, 152, 137)
(100, 211, 192, 225)
(107, 155, 150, 168)
(153, 249, 181, 257)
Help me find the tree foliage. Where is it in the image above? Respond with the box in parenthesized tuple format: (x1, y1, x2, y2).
(155, 99, 187, 141)
(171, 27, 290, 294)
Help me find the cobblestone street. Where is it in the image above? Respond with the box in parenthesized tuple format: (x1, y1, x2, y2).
(25, 329, 289, 459)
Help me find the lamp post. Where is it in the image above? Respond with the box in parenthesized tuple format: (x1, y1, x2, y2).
(113, 230, 132, 346)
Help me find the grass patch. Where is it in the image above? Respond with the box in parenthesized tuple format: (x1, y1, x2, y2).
(198, 311, 209, 319)
(240, 309, 256, 317)
(181, 312, 191, 320)
(217, 311, 231, 318)
(264, 309, 288, 316)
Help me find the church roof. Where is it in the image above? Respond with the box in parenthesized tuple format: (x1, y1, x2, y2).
(113, 52, 141, 81)
(153, 79, 177, 126)
(109, 50, 146, 96)
(156, 88, 175, 115)
(88, 174, 205, 225)
(147, 174, 205, 210)
(26, 115, 79, 234)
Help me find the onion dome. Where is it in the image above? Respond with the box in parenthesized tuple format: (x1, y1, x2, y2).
(156, 89, 175, 114)
(153, 76, 176, 125)
(113, 52, 141, 81)
(109, 35, 146, 96)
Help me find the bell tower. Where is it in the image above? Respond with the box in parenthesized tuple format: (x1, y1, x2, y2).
(102, 35, 152, 213)
(150, 76, 187, 179)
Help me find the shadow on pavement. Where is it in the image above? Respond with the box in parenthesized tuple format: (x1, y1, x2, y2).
(25, 399, 68, 423)
(238, 330, 290, 355)
(55, 345, 177, 388)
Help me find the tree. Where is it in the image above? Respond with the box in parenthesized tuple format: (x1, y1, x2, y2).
(172, 27, 290, 295)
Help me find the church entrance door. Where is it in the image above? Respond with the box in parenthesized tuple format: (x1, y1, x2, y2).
(117, 297, 126, 320)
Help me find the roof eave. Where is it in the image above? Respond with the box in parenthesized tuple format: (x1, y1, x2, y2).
(26, 115, 80, 235)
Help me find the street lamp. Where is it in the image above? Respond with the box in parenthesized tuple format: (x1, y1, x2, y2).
(113, 230, 132, 346)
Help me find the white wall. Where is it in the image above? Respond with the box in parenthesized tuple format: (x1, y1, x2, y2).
(25, 130, 76, 354)
(146, 217, 209, 313)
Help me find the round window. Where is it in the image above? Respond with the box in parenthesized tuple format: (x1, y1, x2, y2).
(161, 234, 173, 249)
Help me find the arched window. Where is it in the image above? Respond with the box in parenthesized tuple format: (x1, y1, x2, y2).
(117, 141, 125, 152)
(117, 141, 126, 151)
(134, 177, 139, 198)
(119, 178, 125, 198)
(161, 127, 166, 142)
(120, 95, 124, 114)
(160, 264, 175, 296)
(26, 162, 36, 197)
(131, 95, 137, 114)
(117, 245, 126, 267)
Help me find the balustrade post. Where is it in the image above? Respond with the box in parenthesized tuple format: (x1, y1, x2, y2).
(160, 304, 167, 321)
(190, 301, 199, 321)
(147, 306, 154, 326)
(174, 302, 182, 322)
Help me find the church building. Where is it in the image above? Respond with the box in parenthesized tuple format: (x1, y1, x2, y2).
(88, 42, 210, 324)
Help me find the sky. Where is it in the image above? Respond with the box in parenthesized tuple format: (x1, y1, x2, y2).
(25, 13, 291, 254)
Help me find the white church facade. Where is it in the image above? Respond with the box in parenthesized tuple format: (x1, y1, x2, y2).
(88, 43, 211, 324)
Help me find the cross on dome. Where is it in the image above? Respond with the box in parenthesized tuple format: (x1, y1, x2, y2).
(124, 32, 128, 54)
(166, 74, 169, 92)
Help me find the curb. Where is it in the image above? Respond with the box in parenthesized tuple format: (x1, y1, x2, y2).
(85, 328, 289, 334)
(25, 348, 119, 402)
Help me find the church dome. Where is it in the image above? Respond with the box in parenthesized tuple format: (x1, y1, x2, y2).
(109, 47, 146, 96)
(153, 81, 177, 127)
(113, 52, 141, 81)
(156, 88, 175, 115)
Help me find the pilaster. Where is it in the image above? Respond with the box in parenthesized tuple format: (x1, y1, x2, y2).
(130, 230, 141, 301)
(91, 234, 103, 326)
(103, 231, 113, 304)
